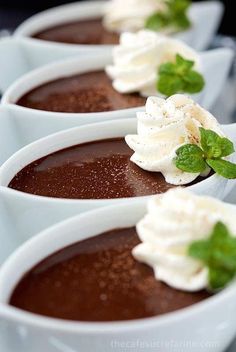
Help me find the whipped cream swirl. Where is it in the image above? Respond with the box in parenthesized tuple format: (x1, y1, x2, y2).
(106, 30, 200, 96)
(133, 188, 236, 292)
(103, 0, 167, 33)
(125, 94, 224, 185)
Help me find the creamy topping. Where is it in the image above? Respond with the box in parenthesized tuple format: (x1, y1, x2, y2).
(125, 94, 224, 185)
(103, 0, 167, 33)
(133, 188, 236, 292)
(106, 30, 200, 96)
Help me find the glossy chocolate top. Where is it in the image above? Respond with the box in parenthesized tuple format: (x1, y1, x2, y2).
(9, 138, 179, 199)
(17, 71, 146, 113)
(10, 227, 211, 321)
(32, 18, 119, 45)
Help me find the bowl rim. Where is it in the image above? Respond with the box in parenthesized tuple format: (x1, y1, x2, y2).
(0, 200, 236, 334)
(0, 118, 224, 204)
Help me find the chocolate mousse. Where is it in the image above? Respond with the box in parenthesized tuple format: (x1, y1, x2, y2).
(17, 71, 145, 113)
(32, 18, 119, 45)
(10, 227, 211, 321)
(8, 138, 206, 199)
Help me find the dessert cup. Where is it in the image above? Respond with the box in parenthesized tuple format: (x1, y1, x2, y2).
(0, 201, 236, 352)
(0, 1, 224, 92)
(0, 118, 235, 247)
(0, 48, 233, 142)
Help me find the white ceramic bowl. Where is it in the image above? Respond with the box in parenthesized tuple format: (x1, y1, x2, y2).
(0, 118, 235, 247)
(0, 47, 233, 145)
(0, 51, 145, 144)
(0, 201, 236, 352)
(0, 1, 224, 91)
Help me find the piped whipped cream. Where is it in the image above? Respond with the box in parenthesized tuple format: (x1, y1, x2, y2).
(125, 94, 224, 185)
(106, 30, 200, 96)
(133, 188, 236, 292)
(103, 0, 167, 33)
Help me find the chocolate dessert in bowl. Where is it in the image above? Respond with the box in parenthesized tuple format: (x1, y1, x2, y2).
(1, 189, 236, 352)
(5, 31, 204, 116)
(0, 94, 236, 241)
(1, 30, 233, 144)
(13, 0, 223, 52)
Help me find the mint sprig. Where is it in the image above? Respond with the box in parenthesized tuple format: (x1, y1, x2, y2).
(189, 222, 236, 290)
(157, 54, 205, 96)
(145, 0, 191, 33)
(174, 127, 236, 179)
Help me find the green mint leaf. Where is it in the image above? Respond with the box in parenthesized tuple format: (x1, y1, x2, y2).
(200, 128, 223, 159)
(219, 138, 235, 157)
(170, 0, 191, 30)
(176, 54, 194, 72)
(145, 13, 168, 31)
(188, 240, 211, 262)
(174, 127, 236, 180)
(210, 222, 236, 271)
(145, 0, 191, 32)
(157, 74, 184, 97)
(173, 13, 191, 30)
(174, 144, 206, 173)
(182, 70, 205, 94)
(159, 62, 176, 75)
(157, 54, 205, 96)
(211, 221, 230, 241)
(200, 128, 234, 159)
(170, 0, 191, 14)
(188, 221, 236, 291)
(209, 268, 235, 290)
(206, 159, 236, 179)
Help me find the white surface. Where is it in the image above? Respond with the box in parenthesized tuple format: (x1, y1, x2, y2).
(1, 201, 236, 352)
(0, 1, 224, 91)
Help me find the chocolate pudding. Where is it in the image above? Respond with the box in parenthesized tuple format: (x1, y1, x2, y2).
(32, 18, 119, 45)
(10, 227, 211, 321)
(8, 138, 206, 199)
(17, 71, 145, 113)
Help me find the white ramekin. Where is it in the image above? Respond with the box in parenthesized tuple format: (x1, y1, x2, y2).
(0, 118, 235, 246)
(0, 48, 233, 146)
(0, 200, 236, 352)
(0, 51, 145, 145)
(0, 1, 224, 92)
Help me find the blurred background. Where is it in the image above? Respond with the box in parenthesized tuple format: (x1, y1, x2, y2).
(0, 0, 234, 36)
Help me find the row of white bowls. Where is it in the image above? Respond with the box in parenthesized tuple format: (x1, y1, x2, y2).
(0, 1, 236, 351)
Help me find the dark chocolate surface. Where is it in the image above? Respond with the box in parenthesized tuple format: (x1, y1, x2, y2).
(9, 138, 178, 199)
(17, 71, 146, 113)
(10, 227, 211, 321)
(32, 18, 119, 45)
